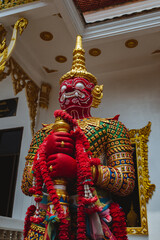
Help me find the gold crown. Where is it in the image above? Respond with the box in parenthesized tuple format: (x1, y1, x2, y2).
(59, 35, 97, 85)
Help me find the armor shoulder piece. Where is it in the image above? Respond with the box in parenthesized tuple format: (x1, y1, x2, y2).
(27, 123, 54, 160)
(107, 119, 130, 140)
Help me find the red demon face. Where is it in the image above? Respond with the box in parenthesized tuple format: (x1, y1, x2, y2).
(59, 78, 94, 111)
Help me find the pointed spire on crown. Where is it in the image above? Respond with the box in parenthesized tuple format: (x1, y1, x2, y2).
(59, 35, 97, 85)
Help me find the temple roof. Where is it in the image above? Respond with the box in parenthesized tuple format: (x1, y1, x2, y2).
(73, 0, 143, 13)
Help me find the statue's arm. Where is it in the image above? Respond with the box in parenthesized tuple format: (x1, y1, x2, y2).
(21, 128, 49, 196)
(21, 141, 37, 196)
(92, 120, 135, 196)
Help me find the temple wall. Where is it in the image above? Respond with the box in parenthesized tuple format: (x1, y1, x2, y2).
(0, 76, 33, 222)
(0, 62, 159, 239)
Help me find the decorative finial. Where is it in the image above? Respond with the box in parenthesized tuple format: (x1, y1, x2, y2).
(75, 35, 83, 49)
(59, 35, 97, 85)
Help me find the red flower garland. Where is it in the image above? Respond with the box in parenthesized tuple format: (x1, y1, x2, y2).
(25, 110, 88, 240)
(55, 110, 102, 239)
(110, 202, 128, 240)
(24, 205, 36, 238)
(31, 136, 70, 240)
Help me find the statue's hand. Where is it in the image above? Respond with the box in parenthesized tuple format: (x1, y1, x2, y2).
(46, 153, 77, 179)
(45, 132, 74, 157)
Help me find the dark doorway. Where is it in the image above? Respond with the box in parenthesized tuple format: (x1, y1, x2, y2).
(0, 127, 23, 217)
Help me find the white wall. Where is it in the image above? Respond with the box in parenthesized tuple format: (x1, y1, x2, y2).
(0, 76, 33, 228)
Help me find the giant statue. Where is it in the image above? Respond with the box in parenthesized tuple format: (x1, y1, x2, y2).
(22, 36, 135, 240)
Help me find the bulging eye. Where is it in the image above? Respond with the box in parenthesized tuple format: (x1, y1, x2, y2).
(75, 82, 85, 89)
(61, 85, 67, 92)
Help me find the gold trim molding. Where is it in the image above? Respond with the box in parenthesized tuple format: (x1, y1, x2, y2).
(0, 0, 39, 11)
(129, 122, 155, 203)
(127, 122, 155, 235)
(0, 57, 39, 136)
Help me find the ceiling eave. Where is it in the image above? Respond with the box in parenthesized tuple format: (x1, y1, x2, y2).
(55, 0, 160, 43)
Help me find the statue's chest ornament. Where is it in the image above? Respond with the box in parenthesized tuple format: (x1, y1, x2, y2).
(77, 117, 109, 130)
(77, 118, 110, 158)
